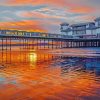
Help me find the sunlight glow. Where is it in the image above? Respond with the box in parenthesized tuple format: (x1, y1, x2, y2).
(28, 53, 37, 69)
(29, 53, 37, 63)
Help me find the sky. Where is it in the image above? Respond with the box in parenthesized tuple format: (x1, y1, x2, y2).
(0, 0, 100, 33)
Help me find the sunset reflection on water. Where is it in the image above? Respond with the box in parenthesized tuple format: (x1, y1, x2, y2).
(0, 48, 100, 100)
(29, 53, 37, 69)
(29, 53, 37, 62)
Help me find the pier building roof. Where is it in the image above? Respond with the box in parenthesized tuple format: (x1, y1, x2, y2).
(71, 22, 95, 27)
(60, 23, 69, 26)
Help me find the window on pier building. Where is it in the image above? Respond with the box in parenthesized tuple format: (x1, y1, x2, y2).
(98, 20, 100, 26)
(73, 30, 86, 35)
(6, 31, 10, 35)
(73, 25, 86, 30)
(0, 31, 2, 34)
(91, 29, 96, 35)
(96, 28, 100, 34)
(89, 23, 95, 28)
(18, 32, 24, 36)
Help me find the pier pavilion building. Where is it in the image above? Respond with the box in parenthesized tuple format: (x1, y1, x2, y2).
(60, 17, 100, 39)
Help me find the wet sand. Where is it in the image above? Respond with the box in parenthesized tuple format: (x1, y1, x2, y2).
(0, 48, 100, 100)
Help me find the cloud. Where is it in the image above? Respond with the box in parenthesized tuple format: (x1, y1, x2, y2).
(0, 20, 47, 32)
(0, 0, 99, 33)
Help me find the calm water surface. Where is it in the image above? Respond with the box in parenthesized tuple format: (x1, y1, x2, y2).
(0, 48, 100, 100)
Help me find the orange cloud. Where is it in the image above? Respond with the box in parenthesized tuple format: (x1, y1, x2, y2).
(70, 6, 94, 13)
(5, 0, 96, 14)
(0, 20, 47, 32)
(6, 0, 69, 6)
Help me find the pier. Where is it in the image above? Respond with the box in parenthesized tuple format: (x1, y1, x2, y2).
(0, 30, 100, 51)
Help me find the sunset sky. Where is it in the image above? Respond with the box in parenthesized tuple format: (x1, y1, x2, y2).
(0, 0, 100, 33)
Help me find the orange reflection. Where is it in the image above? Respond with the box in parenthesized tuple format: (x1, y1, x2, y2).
(29, 53, 37, 63)
(0, 49, 100, 100)
(28, 53, 37, 69)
